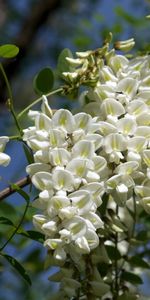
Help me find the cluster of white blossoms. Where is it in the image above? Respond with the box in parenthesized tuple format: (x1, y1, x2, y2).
(23, 96, 107, 261)
(63, 44, 150, 214)
(23, 41, 150, 298)
(0, 136, 11, 167)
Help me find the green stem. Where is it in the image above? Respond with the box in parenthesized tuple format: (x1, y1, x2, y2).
(0, 200, 30, 251)
(0, 63, 13, 101)
(8, 135, 22, 141)
(8, 99, 23, 136)
(113, 205, 119, 300)
(0, 62, 23, 136)
(18, 87, 63, 119)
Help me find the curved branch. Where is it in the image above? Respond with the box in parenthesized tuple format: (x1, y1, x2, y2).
(0, 176, 31, 201)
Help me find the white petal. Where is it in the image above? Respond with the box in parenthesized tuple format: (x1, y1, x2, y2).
(86, 170, 100, 182)
(85, 229, 99, 250)
(127, 100, 147, 117)
(52, 109, 75, 133)
(44, 238, 62, 249)
(72, 140, 95, 159)
(34, 150, 49, 163)
(41, 95, 53, 118)
(80, 182, 104, 206)
(35, 113, 52, 131)
(27, 139, 49, 151)
(75, 236, 90, 253)
(32, 171, 53, 190)
(52, 169, 74, 191)
(63, 216, 87, 240)
(98, 121, 117, 136)
(49, 128, 66, 148)
(66, 158, 90, 177)
(127, 136, 146, 153)
(117, 78, 139, 98)
(26, 162, 51, 176)
(143, 150, 150, 167)
(135, 126, 150, 139)
(42, 220, 57, 234)
(0, 152, 11, 166)
(0, 136, 9, 152)
(33, 214, 47, 231)
(115, 161, 139, 175)
(68, 190, 92, 215)
(84, 212, 104, 229)
(104, 133, 127, 153)
(49, 148, 70, 166)
(118, 118, 137, 135)
(92, 156, 107, 173)
(101, 98, 125, 118)
(74, 112, 92, 131)
(86, 134, 103, 150)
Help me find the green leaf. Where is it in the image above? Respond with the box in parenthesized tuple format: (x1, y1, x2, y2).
(115, 7, 146, 26)
(99, 193, 109, 215)
(136, 230, 148, 242)
(18, 230, 44, 243)
(121, 271, 143, 285)
(57, 48, 74, 79)
(118, 293, 138, 300)
(2, 253, 31, 285)
(23, 144, 34, 164)
(105, 245, 121, 260)
(129, 255, 149, 269)
(0, 44, 19, 58)
(11, 183, 30, 204)
(33, 67, 54, 95)
(0, 217, 14, 226)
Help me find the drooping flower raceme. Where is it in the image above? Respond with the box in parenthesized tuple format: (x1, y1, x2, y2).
(23, 97, 106, 262)
(0, 136, 11, 167)
(63, 45, 150, 213)
(23, 41, 150, 299)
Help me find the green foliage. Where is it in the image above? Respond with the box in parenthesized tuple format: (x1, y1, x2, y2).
(121, 271, 143, 285)
(105, 245, 121, 260)
(57, 48, 74, 79)
(33, 67, 54, 95)
(129, 255, 150, 269)
(0, 216, 14, 226)
(1, 253, 31, 285)
(11, 183, 30, 203)
(18, 230, 44, 243)
(0, 44, 19, 58)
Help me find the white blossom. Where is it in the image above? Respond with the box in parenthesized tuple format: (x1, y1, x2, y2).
(0, 136, 11, 167)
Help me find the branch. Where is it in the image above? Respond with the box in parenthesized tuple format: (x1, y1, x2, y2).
(0, 176, 31, 201)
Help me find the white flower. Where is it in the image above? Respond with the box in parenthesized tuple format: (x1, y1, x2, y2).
(0, 136, 11, 166)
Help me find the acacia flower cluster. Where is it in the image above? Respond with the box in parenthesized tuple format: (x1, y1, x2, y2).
(0, 136, 11, 167)
(22, 41, 150, 299)
(63, 44, 150, 214)
(23, 96, 106, 262)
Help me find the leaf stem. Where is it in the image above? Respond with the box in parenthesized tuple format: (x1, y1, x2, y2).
(0, 198, 30, 251)
(18, 87, 63, 119)
(7, 99, 23, 135)
(113, 205, 119, 300)
(0, 62, 23, 136)
(0, 63, 13, 102)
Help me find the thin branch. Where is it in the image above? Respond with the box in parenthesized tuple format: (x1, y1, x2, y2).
(0, 176, 31, 201)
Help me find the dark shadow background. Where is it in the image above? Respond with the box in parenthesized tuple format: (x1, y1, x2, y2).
(0, 0, 150, 299)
